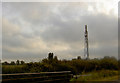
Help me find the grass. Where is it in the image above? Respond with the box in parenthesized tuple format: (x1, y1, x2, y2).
(70, 70, 118, 81)
(2, 65, 119, 81)
(2, 65, 26, 74)
(95, 75, 118, 81)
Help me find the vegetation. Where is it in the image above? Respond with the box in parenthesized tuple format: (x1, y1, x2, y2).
(2, 55, 119, 75)
(70, 70, 118, 81)
(2, 65, 26, 74)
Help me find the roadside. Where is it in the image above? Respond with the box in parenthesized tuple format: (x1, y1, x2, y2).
(70, 70, 118, 81)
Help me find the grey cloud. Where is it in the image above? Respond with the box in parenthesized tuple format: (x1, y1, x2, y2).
(2, 48, 47, 62)
(2, 2, 118, 62)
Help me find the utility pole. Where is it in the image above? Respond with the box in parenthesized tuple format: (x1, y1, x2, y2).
(84, 25, 89, 59)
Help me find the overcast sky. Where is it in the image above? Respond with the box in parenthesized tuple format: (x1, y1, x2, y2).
(1, 1, 118, 62)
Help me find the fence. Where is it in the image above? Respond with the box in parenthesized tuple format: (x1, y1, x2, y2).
(1, 71, 73, 83)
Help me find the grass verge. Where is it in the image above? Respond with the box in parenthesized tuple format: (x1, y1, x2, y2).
(70, 70, 118, 81)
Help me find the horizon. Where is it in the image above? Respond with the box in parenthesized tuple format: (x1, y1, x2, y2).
(1, 55, 118, 63)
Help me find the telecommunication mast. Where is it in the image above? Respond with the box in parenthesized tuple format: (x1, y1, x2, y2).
(84, 25, 89, 59)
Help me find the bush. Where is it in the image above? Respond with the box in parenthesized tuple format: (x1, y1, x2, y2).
(2, 56, 119, 74)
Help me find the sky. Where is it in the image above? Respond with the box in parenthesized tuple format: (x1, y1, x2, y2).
(1, 0, 119, 62)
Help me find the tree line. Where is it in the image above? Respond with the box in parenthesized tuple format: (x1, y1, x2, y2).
(2, 53, 120, 74)
(2, 60, 25, 65)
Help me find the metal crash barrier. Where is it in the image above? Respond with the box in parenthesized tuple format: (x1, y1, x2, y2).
(1, 71, 73, 83)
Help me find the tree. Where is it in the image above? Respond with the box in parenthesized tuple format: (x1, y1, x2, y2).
(21, 61, 25, 65)
(2, 61, 9, 65)
(54, 56, 58, 61)
(48, 53, 54, 60)
(10, 61, 15, 65)
(16, 60, 20, 65)
(42, 58, 48, 63)
(100, 56, 118, 70)
(77, 56, 81, 60)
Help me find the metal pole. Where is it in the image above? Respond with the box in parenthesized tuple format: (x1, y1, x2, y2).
(84, 25, 89, 59)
